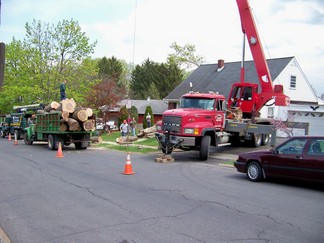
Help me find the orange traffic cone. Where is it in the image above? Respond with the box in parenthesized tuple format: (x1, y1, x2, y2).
(122, 152, 135, 175)
(56, 142, 64, 158)
(13, 133, 18, 145)
(8, 133, 11, 141)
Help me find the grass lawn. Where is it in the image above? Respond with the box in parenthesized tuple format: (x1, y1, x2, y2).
(93, 130, 160, 154)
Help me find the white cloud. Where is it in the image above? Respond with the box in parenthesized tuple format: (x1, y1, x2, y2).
(2, 0, 324, 94)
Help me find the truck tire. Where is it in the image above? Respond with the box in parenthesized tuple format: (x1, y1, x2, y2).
(24, 133, 33, 145)
(0, 130, 5, 138)
(261, 134, 270, 146)
(48, 135, 56, 150)
(250, 133, 261, 147)
(199, 135, 211, 161)
(14, 130, 21, 140)
(75, 142, 87, 150)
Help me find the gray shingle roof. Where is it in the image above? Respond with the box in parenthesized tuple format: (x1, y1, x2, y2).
(164, 57, 294, 100)
(110, 99, 168, 115)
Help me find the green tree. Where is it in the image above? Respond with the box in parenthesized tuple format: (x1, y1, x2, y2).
(97, 56, 131, 96)
(118, 105, 128, 129)
(130, 59, 184, 100)
(167, 41, 205, 70)
(98, 56, 123, 80)
(0, 19, 97, 112)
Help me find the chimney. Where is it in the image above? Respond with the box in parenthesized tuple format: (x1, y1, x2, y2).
(217, 59, 224, 72)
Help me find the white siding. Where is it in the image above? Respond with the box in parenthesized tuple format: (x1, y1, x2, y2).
(274, 58, 318, 103)
(259, 58, 324, 137)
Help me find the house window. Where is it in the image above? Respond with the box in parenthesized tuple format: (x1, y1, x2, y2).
(290, 75, 296, 89)
(267, 107, 274, 118)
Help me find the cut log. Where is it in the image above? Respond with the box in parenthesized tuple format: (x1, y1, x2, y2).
(67, 118, 80, 131)
(117, 136, 138, 143)
(56, 105, 62, 111)
(71, 109, 88, 122)
(91, 136, 102, 143)
(44, 101, 60, 112)
(82, 120, 95, 131)
(59, 123, 68, 132)
(85, 108, 93, 117)
(61, 98, 76, 113)
(36, 110, 48, 115)
(61, 111, 70, 121)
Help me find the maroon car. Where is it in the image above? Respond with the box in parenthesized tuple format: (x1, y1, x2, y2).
(234, 136, 324, 183)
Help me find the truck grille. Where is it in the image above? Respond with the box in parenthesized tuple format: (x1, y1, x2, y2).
(162, 116, 181, 134)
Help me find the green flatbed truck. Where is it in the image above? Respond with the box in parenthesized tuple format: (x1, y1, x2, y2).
(24, 112, 93, 150)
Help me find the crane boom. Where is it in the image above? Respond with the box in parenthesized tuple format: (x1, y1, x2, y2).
(237, 0, 273, 92)
(228, 0, 290, 118)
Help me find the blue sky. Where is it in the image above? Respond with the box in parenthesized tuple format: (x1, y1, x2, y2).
(1, 0, 324, 95)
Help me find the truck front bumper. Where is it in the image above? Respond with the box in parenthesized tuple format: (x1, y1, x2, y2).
(155, 132, 196, 147)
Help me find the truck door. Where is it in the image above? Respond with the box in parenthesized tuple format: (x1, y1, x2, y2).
(214, 99, 225, 129)
(267, 138, 307, 178)
(301, 138, 324, 182)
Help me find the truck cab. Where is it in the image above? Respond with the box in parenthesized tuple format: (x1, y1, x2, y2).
(156, 92, 229, 160)
(0, 113, 29, 139)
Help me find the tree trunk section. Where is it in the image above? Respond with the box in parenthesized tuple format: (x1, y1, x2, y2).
(85, 108, 93, 117)
(44, 101, 60, 112)
(82, 120, 95, 131)
(61, 98, 76, 113)
(71, 109, 88, 122)
(59, 122, 68, 132)
(60, 111, 70, 121)
(67, 118, 80, 131)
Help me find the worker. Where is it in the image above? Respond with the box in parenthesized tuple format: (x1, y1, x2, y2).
(60, 79, 68, 101)
(120, 120, 129, 136)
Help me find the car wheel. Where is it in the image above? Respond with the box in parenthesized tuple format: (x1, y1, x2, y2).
(199, 135, 211, 160)
(246, 161, 263, 182)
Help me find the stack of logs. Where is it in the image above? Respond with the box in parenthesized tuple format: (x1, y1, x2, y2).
(38, 98, 95, 132)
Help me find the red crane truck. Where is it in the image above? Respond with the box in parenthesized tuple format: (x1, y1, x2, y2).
(155, 0, 290, 160)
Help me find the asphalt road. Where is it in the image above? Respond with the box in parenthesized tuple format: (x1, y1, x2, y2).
(0, 138, 324, 243)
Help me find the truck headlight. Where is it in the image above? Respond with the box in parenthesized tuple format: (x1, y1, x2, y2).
(156, 125, 162, 131)
(184, 128, 194, 134)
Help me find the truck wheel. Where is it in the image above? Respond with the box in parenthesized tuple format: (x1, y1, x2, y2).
(0, 130, 5, 138)
(75, 142, 87, 150)
(261, 134, 269, 146)
(48, 135, 56, 150)
(230, 133, 241, 147)
(14, 130, 21, 140)
(246, 161, 263, 182)
(24, 133, 33, 145)
(199, 135, 211, 161)
(250, 133, 261, 147)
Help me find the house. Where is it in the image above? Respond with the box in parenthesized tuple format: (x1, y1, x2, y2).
(164, 57, 324, 136)
(106, 99, 168, 128)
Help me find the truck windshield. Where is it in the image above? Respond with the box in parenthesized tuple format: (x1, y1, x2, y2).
(180, 98, 215, 110)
